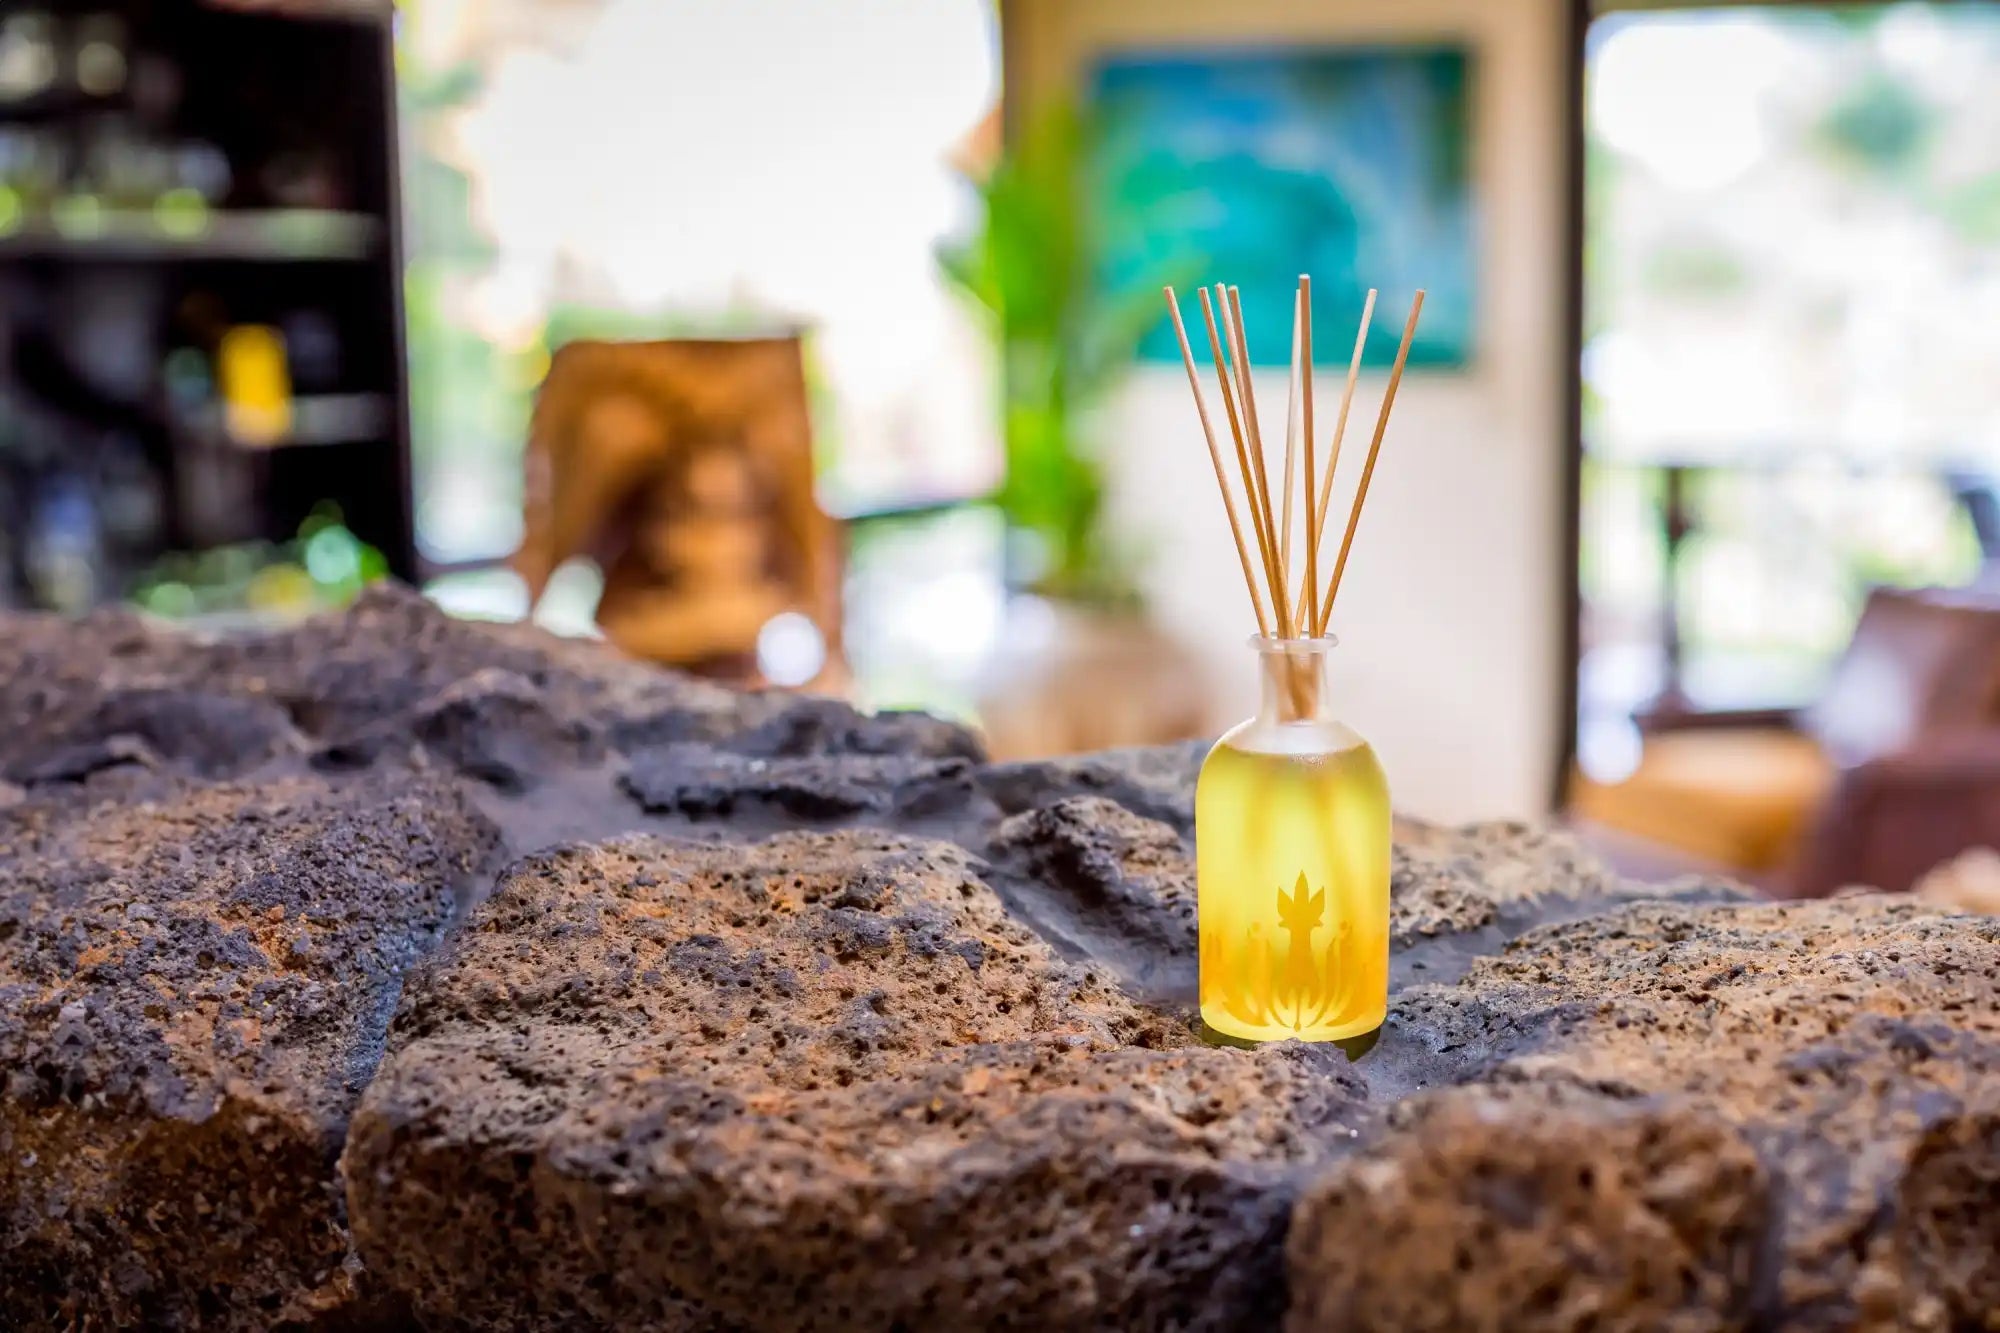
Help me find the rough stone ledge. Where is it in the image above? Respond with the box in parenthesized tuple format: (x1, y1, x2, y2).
(1380, 896, 2000, 1331)
(0, 768, 500, 1330)
(0, 589, 1994, 1331)
(344, 830, 1367, 1332)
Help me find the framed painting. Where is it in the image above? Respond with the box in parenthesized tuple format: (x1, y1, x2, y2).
(1088, 45, 1475, 369)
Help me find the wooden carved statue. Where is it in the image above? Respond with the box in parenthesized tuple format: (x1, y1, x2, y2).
(513, 336, 843, 688)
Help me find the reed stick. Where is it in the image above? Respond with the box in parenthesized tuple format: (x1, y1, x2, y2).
(1299, 275, 1318, 635)
(1197, 287, 1284, 615)
(1171, 272, 1419, 722)
(1322, 289, 1425, 630)
(1164, 286, 1272, 637)
(1309, 288, 1375, 634)
(1224, 285, 1293, 637)
(1279, 283, 1302, 602)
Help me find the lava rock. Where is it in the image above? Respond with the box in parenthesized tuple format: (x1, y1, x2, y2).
(1387, 820, 1747, 946)
(0, 609, 216, 780)
(0, 587, 909, 792)
(6, 688, 303, 786)
(346, 831, 1362, 1332)
(5, 593, 2000, 1332)
(655, 692, 986, 762)
(987, 796, 1197, 997)
(979, 740, 1209, 835)
(8, 732, 162, 785)
(208, 583, 748, 749)
(1389, 820, 1619, 942)
(1890, 1107, 2000, 1330)
(1390, 896, 2000, 1330)
(0, 771, 500, 1330)
(1287, 1081, 1770, 1333)
(317, 667, 600, 792)
(619, 744, 976, 820)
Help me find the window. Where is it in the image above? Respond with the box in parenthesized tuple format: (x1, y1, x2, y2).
(398, 0, 1006, 711)
(399, 0, 1000, 562)
(1578, 3, 1999, 776)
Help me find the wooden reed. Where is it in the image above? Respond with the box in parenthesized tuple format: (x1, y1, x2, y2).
(1164, 286, 1271, 637)
(1279, 284, 1302, 602)
(1164, 275, 1421, 721)
(1197, 287, 1283, 617)
(1322, 289, 1426, 630)
(1224, 285, 1291, 637)
(1299, 275, 1317, 634)
(1309, 288, 1375, 634)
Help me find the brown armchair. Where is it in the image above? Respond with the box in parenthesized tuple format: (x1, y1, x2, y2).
(1792, 725, 2000, 897)
(1572, 586, 2000, 896)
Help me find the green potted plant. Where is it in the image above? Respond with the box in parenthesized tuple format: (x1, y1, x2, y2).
(938, 104, 1167, 607)
(940, 106, 1209, 756)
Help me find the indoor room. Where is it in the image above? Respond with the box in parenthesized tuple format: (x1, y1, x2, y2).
(2, 1, 1997, 1328)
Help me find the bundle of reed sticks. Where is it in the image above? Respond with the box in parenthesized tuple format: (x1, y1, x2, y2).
(1165, 278, 1423, 719)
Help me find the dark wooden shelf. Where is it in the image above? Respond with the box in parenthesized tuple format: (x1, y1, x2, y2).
(175, 392, 394, 450)
(198, 0, 390, 25)
(0, 208, 382, 263)
(0, 0, 418, 595)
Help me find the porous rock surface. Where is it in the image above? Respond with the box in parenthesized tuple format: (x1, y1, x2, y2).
(1286, 1081, 1771, 1333)
(985, 795, 1197, 1002)
(620, 744, 975, 820)
(345, 831, 1360, 1332)
(1379, 896, 2000, 1331)
(979, 740, 1208, 834)
(0, 768, 499, 1329)
(0, 585, 1995, 1331)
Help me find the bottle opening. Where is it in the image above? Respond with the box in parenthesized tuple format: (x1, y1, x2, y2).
(1247, 634, 1338, 653)
(1251, 637, 1335, 724)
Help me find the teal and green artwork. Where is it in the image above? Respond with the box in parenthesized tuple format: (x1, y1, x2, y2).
(1090, 46, 1474, 369)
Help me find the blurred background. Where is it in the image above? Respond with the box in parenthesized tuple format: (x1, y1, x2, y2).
(4, 0, 2000, 899)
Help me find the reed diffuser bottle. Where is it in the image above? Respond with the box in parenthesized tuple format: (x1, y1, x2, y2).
(1165, 274, 1423, 1045)
(1196, 637, 1389, 1041)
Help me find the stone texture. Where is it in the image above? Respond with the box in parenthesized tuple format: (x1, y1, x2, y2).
(1287, 1082, 1769, 1333)
(986, 796, 1197, 999)
(4, 687, 303, 786)
(620, 691, 985, 763)
(979, 740, 1207, 834)
(1385, 896, 2000, 1331)
(346, 831, 1362, 1332)
(1387, 819, 1747, 946)
(620, 744, 975, 820)
(0, 587, 984, 797)
(0, 770, 500, 1330)
(314, 666, 599, 792)
(1, 592, 1998, 1332)
(1891, 1107, 2000, 1330)
(0, 608, 214, 782)
(613, 691, 987, 821)
(1389, 820, 1619, 942)
(208, 584, 755, 761)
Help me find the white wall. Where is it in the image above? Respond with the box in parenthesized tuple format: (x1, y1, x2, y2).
(1007, 0, 1571, 822)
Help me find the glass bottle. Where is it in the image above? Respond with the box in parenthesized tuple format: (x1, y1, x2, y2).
(1195, 636, 1390, 1044)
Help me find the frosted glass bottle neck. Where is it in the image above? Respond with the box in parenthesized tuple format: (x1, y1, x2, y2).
(1253, 637, 1337, 727)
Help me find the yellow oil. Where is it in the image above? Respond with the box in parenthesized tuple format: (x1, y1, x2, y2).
(1195, 731, 1391, 1043)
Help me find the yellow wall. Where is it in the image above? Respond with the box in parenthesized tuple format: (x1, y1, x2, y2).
(1004, 0, 1572, 821)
